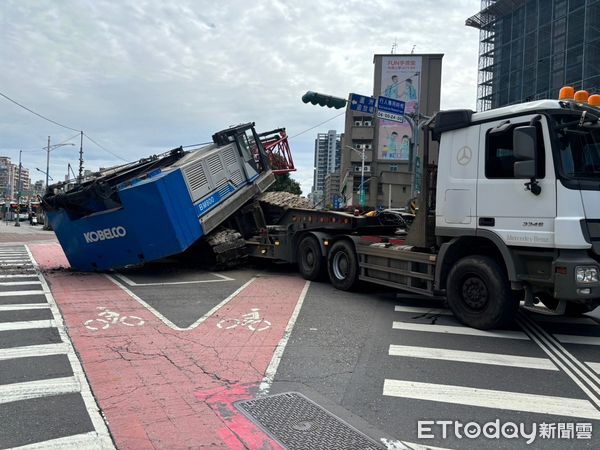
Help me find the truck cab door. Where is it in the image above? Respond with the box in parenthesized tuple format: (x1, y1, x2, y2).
(476, 114, 556, 248)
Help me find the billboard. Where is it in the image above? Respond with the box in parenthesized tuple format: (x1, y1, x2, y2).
(378, 56, 422, 160)
(378, 119, 412, 161)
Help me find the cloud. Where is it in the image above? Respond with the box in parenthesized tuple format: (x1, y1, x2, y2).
(0, 0, 481, 194)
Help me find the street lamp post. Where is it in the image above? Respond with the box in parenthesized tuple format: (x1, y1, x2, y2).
(345, 145, 366, 208)
(45, 136, 75, 192)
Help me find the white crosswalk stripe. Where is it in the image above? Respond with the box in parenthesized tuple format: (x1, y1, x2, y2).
(386, 302, 600, 423)
(0, 245, 114, 449)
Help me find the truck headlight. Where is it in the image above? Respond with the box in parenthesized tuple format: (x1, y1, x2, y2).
(575, 266, 599, 283)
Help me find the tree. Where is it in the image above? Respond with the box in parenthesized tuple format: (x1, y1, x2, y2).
(267, 173, 302, 195)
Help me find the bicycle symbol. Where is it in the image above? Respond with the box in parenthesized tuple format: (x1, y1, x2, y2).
(84, 306, 145, 331)
(216, 308, 271, 332)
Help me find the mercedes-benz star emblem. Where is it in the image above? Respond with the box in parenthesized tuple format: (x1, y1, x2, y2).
(457, 146, 472, 166)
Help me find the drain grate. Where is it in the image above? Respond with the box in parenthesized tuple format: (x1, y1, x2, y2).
(235, 392, 383, 450)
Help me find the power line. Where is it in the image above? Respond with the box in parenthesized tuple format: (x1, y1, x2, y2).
(0, 92, 80, 133)
(289, 111, 346, 140)
(83, 133, 128, 162)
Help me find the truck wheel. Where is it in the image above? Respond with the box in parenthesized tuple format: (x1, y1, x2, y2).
(327, 240, 359, 291)
(446, 255, 517, 330)
(297, 236, 324, 281)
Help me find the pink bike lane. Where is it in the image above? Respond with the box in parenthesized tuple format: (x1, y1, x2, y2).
(29, 242, 309, 449)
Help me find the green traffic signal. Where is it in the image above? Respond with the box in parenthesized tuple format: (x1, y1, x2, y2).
(301, 91, 347, 109)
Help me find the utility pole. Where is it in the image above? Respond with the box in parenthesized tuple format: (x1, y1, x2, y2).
(46, 136, 50, 193)
(78, 131, 84, 184)
(15, 150, 22, 227)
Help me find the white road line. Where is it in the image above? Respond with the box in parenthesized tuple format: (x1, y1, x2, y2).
(26, 245, 114, 449)
(105, 273, 257, 331)
(113, 272, 234, 286)
(383, 379, 600, 421)
(388, 344, 558, 371)
(555, 334, 600, 346)
(0, 259, 33, 263)
(0, 274, 39, 279)
(0, 280, 42, 286)
(394, 305, 452, 316)
(0, 376, 80, 404)
(10, 431, 112, 450)
(587, 361, 600, 375)
(259, 281, 311, 396)
(0, 343, 68, 361)
(532, 314, 599, 325)
(0, 290, 45, 297)
(0, 263, 33, 267)
(392, 321, 529, 340)
(0, 319, 55, 331)
(0, 303, 49, 311)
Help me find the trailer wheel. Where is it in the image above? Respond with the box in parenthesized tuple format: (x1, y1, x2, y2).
(446, 255, 517, 329)
(297, 236, 324, 281)
(327, 240, 359, 291)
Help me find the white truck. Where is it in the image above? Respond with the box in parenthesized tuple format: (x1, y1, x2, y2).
(289, 89, 600, 329)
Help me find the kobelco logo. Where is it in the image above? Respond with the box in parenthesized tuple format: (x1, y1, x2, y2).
(83, 226, 127, 244)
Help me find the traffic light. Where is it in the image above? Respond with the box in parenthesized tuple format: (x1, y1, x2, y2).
(301, 91, 347, 109)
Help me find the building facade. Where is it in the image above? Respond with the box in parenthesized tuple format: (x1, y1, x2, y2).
(311, 130, 341, 207)
(340, 54, 443, 209)
(0, 156, 33, 201)
(467, 0, 600, 111)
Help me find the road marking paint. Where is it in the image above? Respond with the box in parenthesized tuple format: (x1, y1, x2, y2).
(0, 274, 40, 279)
(0, 303, 50, 311)
(517, 314, 600, 410)
(0, 290, 46, 297)
(532, 314, 599, 325)
(0, 259, 33, 263)
(106, 274, 257, 331)
(10, 431, 110, 449)
(259, 280, 311, 396)
(586, 361, 600, 375)
(555, 334, 600, 346)
(394, 305, 452, 316)
(383, 379, 600, 420)
(388, 344, 558, 371)
(0, 319, 55, 331)
(392, 321, 529, 340)
(26, 245, 114, 448)
(0, 280, 42, 286)
(0, 376, 80, 404)
(113, 271, 234, 287)
(0, 263, 33, 267)
(0, 343, 68, 361)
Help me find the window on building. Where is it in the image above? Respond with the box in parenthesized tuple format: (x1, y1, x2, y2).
(485, 122, 545, 179)
(389, 164, 398, 172)
(554, 0, 567, 19)
(567, 9, 585, 48)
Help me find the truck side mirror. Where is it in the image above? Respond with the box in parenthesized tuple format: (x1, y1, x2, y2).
(513, 126, 538, 179)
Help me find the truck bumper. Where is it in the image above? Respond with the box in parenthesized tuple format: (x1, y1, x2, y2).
(553, 250, 600, 304)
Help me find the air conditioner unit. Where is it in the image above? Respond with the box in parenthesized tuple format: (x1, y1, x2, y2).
(364, 121, 372, 126)
(354, 121, 362, 126)
(364, 144, 372, 150)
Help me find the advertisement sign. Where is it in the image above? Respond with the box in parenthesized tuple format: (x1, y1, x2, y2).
(378, 119, 412, 161)
(380, 56, 421, 114)
(378, 56, 422, 161)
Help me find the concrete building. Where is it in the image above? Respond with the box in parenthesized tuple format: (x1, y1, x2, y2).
(0, 156, 33, 201)
(467, 0, 600, 111)
(311, 130, 341, 207)
(340, 53, 443, 209)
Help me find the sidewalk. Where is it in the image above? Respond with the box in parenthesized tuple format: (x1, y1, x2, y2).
(0, 219, 57, 244)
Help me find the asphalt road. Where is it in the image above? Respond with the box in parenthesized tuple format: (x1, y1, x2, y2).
(1, 235, 599, 449)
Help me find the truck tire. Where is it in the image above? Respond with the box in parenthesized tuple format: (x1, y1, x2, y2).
(446, 255, 517, 330)
(327, 240, 359, 291)
(297, 236, 324, 281)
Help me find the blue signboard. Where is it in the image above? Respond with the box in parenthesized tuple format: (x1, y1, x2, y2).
(377, 96, 406, 115)
(349, 93, 376, 115)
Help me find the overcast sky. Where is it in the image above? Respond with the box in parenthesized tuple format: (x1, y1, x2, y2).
(0, 0, 481, 194)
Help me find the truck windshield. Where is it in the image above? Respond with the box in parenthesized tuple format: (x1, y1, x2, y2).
(551, 113, 600, 180)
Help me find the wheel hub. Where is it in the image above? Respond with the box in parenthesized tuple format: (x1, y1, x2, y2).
(332, 253, 348, 279)
(461, 276, 488, 310)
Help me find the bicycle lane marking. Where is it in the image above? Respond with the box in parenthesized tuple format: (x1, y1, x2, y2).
(29, 242, 309, 450)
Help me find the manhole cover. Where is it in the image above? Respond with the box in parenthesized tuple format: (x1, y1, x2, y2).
(235, 392, 383, 450)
